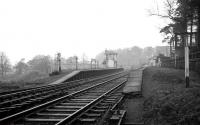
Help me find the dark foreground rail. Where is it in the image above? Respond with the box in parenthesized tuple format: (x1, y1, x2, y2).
(68, 84, 125, 125)
(0, 71, 125, 120)
(0, 72, 128, 125)
(0, 68, 123, 96)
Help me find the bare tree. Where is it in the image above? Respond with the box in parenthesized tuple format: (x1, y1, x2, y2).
(28, 55, 52, 74)
(0, 52, 11, 77)
(14, 58, 29, 74)
(148, 0, 177, 20)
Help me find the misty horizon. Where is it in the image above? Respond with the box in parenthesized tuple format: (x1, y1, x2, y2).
(0, 0, 167, 64)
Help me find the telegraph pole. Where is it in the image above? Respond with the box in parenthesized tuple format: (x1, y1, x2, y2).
(96, 60, 98, 69)
(57, 53, 61, 72)
(185, 35, 189, 88)
(91, 59, 97, 69)
(90, 59, 93, 69)
(75, 56, 78, 70)
(175, 53, 177, 68)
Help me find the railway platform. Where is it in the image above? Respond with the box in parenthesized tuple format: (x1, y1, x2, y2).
(120, 68, 144, 125)
(122, 68, 143, 95)
(49, 70, 80, 85)
(49, 68, 123, 85)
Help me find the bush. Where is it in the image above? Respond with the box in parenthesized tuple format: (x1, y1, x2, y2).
(143, 87, 200, 125)
(49, 71, 61, 76)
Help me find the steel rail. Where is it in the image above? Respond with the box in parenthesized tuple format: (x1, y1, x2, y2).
(0, 72, 128, 124)
(56, 80, 127, 125)
(0, 71, 127, 120)
(111, 96, 125, 111)
(0, 71, 124, 98)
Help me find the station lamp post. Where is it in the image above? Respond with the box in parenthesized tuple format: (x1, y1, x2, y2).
(175, 32, 190, 88)
(57, 53, 61, 72)
(75, 56, 78, 70)
(185, 33, 189, 88)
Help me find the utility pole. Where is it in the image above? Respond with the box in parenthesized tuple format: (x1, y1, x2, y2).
(0, 55, 3, 77)
(185, 34, 189, 88)
(174, 34, 177, 68)
(75, 56, 78, 70)
(90, 59, 93, 69)
(96, 61, 99, 69)
(57, 53, 61, 72)
(175, 53, 177, 68)
(91, 59, 96, 69)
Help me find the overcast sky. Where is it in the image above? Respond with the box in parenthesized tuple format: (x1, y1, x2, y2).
(0, 0, 167, 64)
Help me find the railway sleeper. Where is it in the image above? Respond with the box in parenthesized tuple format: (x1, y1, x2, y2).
(75, 96, 100, 99)
(106, 98, 118, 101)
(83, 113, 102, 117)
(60, 102, 87, 106)
(102, 100, 116, 103)
(109, 110, 126, 125)
(70, 98, 94, 101)
(0, 108, 11, 115)
(46, 108, 77, 113)
(24, 117, 62, 122)
(96, 102, 111, 106)
(0, 94, 38, 106)
(26, 113, 67, 119)
(36, 112, 71, 116)
(78, 118, 97, 123)
(74, 105, 111, 124)
(74, 95, 123, 124)
(93, 106, 109, 110)
(2, 73, 126, 124)
(88, 109, 106, 114)
(54, 105, 83, 109)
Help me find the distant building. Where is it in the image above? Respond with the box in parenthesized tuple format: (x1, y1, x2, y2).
(148, 56, 157, 66)
(104, 50, 117, 68)
(155, 46, 170, 57)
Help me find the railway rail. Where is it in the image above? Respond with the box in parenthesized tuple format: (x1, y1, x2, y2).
(70, 88, 125, 125)
(0, 71, 126, 119)
(0, 71, 123, 96)
(0, 71, 128, 125)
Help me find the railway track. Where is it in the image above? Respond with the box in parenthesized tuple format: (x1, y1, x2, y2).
(0, 71, 123, 97)
(70, 88, 124, 125)
(0, 71, 128, 125)
(0, 71, 126, 119)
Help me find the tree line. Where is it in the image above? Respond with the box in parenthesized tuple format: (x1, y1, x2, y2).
(0, 52, 92, 80)
(95, 46, 169, 69)
(150, 0, 200, 50)
(0, 53, 53, 79)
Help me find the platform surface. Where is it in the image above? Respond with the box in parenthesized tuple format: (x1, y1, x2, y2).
(122, 68, 144, 124)
(123, 69, 143, 94)
(49, 70, 80, 85)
